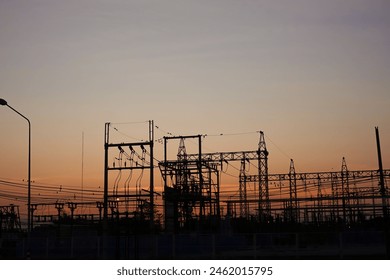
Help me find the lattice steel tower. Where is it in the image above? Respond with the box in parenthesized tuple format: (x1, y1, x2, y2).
(258, 131, 270, 221)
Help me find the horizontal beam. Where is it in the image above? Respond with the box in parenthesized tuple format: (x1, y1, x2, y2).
(243, 169, 390, 182)
(186, 151, 262, 162)
(164, 135, 201, 140)
(159, 161, 219, 171)
(225, 194, 390, 204)
(106, 141, 152, 148)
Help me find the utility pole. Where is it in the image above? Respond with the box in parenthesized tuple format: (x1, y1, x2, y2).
(376, 126, 389, 258)
(104, 123, 110, 222)
(375, 127, 387, 221)
(149, 120, 154, 230)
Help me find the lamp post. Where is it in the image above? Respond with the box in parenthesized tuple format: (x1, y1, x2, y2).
(0, 98, 31, 234)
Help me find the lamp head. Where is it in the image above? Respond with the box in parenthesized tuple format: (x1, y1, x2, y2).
(0, 98, 8, 106)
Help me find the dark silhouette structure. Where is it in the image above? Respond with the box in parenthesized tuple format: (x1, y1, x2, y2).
(0, 122, 389, 259)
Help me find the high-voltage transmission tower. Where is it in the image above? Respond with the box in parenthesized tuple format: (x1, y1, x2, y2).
(181, 131, 269, 221)
(159, 135, 220, 232)
(233, 165, 390, 224)
(257, 131, 270, 221)
(286, 159, 298, 222)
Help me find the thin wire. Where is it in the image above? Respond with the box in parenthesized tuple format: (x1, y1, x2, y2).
(206, 131, 258, 137)
(111, 125, 145, 142)
(264, 134, 292, 160)
(221, 170, 239, 179)
(154, 124, 175, 137)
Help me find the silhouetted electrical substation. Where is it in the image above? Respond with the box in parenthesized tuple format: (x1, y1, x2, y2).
(1, 121, 389, 259)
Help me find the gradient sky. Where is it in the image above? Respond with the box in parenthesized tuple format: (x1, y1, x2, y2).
(1, 0, 389, 200)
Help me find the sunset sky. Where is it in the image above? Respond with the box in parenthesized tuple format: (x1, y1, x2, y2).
(1, 0, 389, 211)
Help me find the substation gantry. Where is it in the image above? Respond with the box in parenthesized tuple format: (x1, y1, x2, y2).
(17, 125, 389, 232)
(0, 205, 21, 233)
(103, 121, 155, 229)
(159, 131, 269, 232)
(229, 163, 390, 225)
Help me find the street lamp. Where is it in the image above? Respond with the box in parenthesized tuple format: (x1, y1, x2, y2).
(0, 98, 32, 234)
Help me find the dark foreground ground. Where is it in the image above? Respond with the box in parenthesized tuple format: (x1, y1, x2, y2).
(1, 226, 388, 259)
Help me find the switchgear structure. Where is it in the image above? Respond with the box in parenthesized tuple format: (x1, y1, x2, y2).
(103, 121, 155, 230)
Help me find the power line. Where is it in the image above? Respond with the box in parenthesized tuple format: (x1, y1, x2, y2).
(264, 133, 293, 161)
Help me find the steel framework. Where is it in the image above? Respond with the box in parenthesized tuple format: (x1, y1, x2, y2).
(0, 205, 21, 233)
(103, 121, 155, 229)
(159, 135, 220, 232)
(4, 124, 388, 235)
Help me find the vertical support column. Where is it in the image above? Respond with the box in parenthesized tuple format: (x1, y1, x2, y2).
(96, 202, 104, 222)
(331, 173, 339, 222)
(103, 123, 110, 260)
(149, 120, 155, 230)
(216, 170, 220, 218)
(163, 136, 176, 232)
(208, 167, 212, 216)
(289, 159, 298, 222)
(376, 127, 390, 259)
(30, 204, 37, 231)
(28, 120, 31, 235)
(341, 157, 350, 225)
(375, 126, 387, 221)
(258, 131, 269, 221)
(316, 176, 323, 223)
(0, 209, 2, 237)
(104, 123, 110, 222)
(177, 137, 188, 226)
(198, 135, 204, 219)
(68, 202, 77, 220)
(54, 202, 64, 223)
(239, 158, 248, 219)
